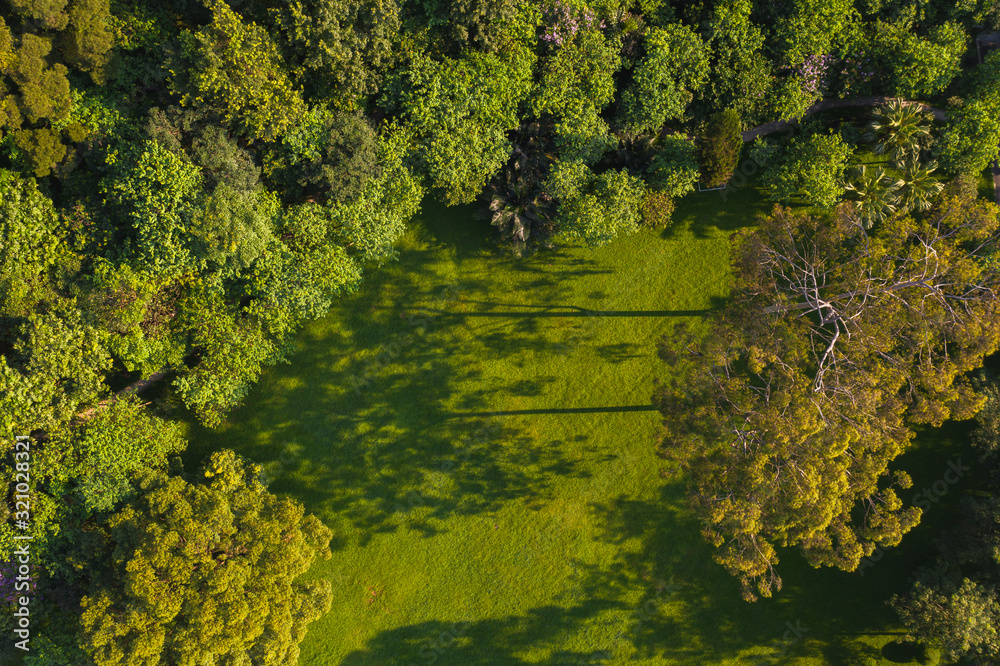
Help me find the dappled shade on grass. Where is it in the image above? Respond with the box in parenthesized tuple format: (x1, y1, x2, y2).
(183, 193, 968, 664)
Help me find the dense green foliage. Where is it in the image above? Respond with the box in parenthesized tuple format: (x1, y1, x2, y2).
(645, 134, 700, 197)
(761, 132, 852, 207)
(1, 0, 999, 661)
(697, 109, 742, 188)
(618, 24, 709, 134)
(78, 450, 332, 665)
(938, 50, 1000, 177)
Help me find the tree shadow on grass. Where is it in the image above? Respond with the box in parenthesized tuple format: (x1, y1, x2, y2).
(573, 482, 938, 664)
(327, 476, 936, 664)
(183, 237, 622, 547)
(668, 170, 770, 240)
(182, 200, 728, 549)
(338, 604, 632, 666)
(332, 484, 816, 665)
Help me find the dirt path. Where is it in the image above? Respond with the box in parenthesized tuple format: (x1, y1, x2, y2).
(75, 366, 170, 421)
(742, 96, 947, 143)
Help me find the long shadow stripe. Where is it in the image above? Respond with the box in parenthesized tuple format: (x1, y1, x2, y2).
(445, 405, 659, 417)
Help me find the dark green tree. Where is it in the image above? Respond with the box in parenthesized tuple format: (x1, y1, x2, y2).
(697, 109, 741, 188)
(261, 0, 403, 106)
(60, 0, 113, 82)
(175, 0, 306, 142)
(265, 108, 380, 204)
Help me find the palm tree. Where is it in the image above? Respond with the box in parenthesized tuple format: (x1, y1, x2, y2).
(614, 131, 655, 171)
(843, 165, 903, 228)
(487, 171, 550, 255)
(898, 160, 944, 213)
(482, 122, 555, 255)
(865, 100, 933, 167)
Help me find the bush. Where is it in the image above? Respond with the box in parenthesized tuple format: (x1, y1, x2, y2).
(697, 109, 742, 188)
(640, 190, 674, 229)
(762, 132, 852, 208)
(646, 135, 699, 197)
(546, 161, 645, 246)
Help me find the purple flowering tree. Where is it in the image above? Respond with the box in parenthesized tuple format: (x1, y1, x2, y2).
(795, 54, 835, 97)
(540, 1, 604, 47)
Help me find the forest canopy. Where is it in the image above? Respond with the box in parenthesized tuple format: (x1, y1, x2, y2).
(1, 0, 999, 662)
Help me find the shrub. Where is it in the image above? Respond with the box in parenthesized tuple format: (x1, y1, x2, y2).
(762, 132, 852, 208)
(546, 160, 645, 246)
(697, 109, 742, 188)
(640, 190, 674, 229)
(646, 135, 699, 197)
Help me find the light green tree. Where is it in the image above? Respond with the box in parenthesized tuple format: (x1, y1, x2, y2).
(701, 0, 773, 125)
(762, 132, 852, 208)
(0, 170, 66, 315)
(618, 23, 710, 134)
(78, 450, 334, 666)
(645, 134, 700, 197)
(102, 140, 204, 275)
(898, 161, 944, 213)
(176, 0, 306, 141)
(875, 20, 966, 98)
(546, 160, 645, 246)
(937, 51, 1000, 177)
(383, 46, 533, 203)
(655, 200, 1000, 600)
(531, 26, 620, 164)
(774, 0, 857, 66)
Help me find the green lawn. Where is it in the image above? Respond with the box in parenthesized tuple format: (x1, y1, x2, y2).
(177, 181, 982, 665)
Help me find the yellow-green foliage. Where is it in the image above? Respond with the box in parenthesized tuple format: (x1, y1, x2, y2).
(178, 0, 306, 141)
(78, 450, 333, 665)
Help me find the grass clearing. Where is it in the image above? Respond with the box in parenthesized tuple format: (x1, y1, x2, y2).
(179, 181, 981, 665)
